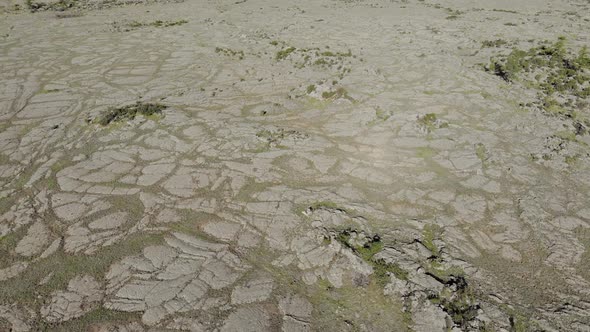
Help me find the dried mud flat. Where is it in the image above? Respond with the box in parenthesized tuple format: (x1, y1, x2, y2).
(1, 0, 590, 331)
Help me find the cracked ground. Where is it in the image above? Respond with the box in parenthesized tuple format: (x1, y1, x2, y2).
(1, 0, 590, 331)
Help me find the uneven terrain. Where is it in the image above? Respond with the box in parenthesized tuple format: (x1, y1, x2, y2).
(1, 0, 590, 331)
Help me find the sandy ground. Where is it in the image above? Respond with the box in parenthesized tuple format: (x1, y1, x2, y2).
(0, 0, 590, 331)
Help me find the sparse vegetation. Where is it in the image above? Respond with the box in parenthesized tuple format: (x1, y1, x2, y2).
(416, 225, 480, 329)
(475, 143, 488, 163)
(129, 19, 187, 28)
(255, 128, 309, 149)
(565, 154, 580, 165)
(308, 201, 341, 211)
(96, 102, 166, 126)
(492, 8, 518, 14)
(421, 224, 442, 258)
(276, 46, 297, 61)
(0, 233, 164, 305)
(334, 229, 409, 283)
(487, 38, 590, 122)
(322, 87, 352, 101)
(482, 39, 508, 48)
(372, 106, 393, 123)
(429, 276, 479, 329)
(417, 113, 448, 132)
(55, 11, 83, 18)
(443, 7, 463, 20)
(215, 47, 244, 60)
(26, 0, 76, 12)
(270, 43, 356, 78)
(111, 19, 188, 32)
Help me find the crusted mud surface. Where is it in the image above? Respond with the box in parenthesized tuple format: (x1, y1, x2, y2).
(1, 0, 590, 331)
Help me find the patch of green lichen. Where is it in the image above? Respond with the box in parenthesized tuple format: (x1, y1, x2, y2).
(306, 84, 316, 94)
